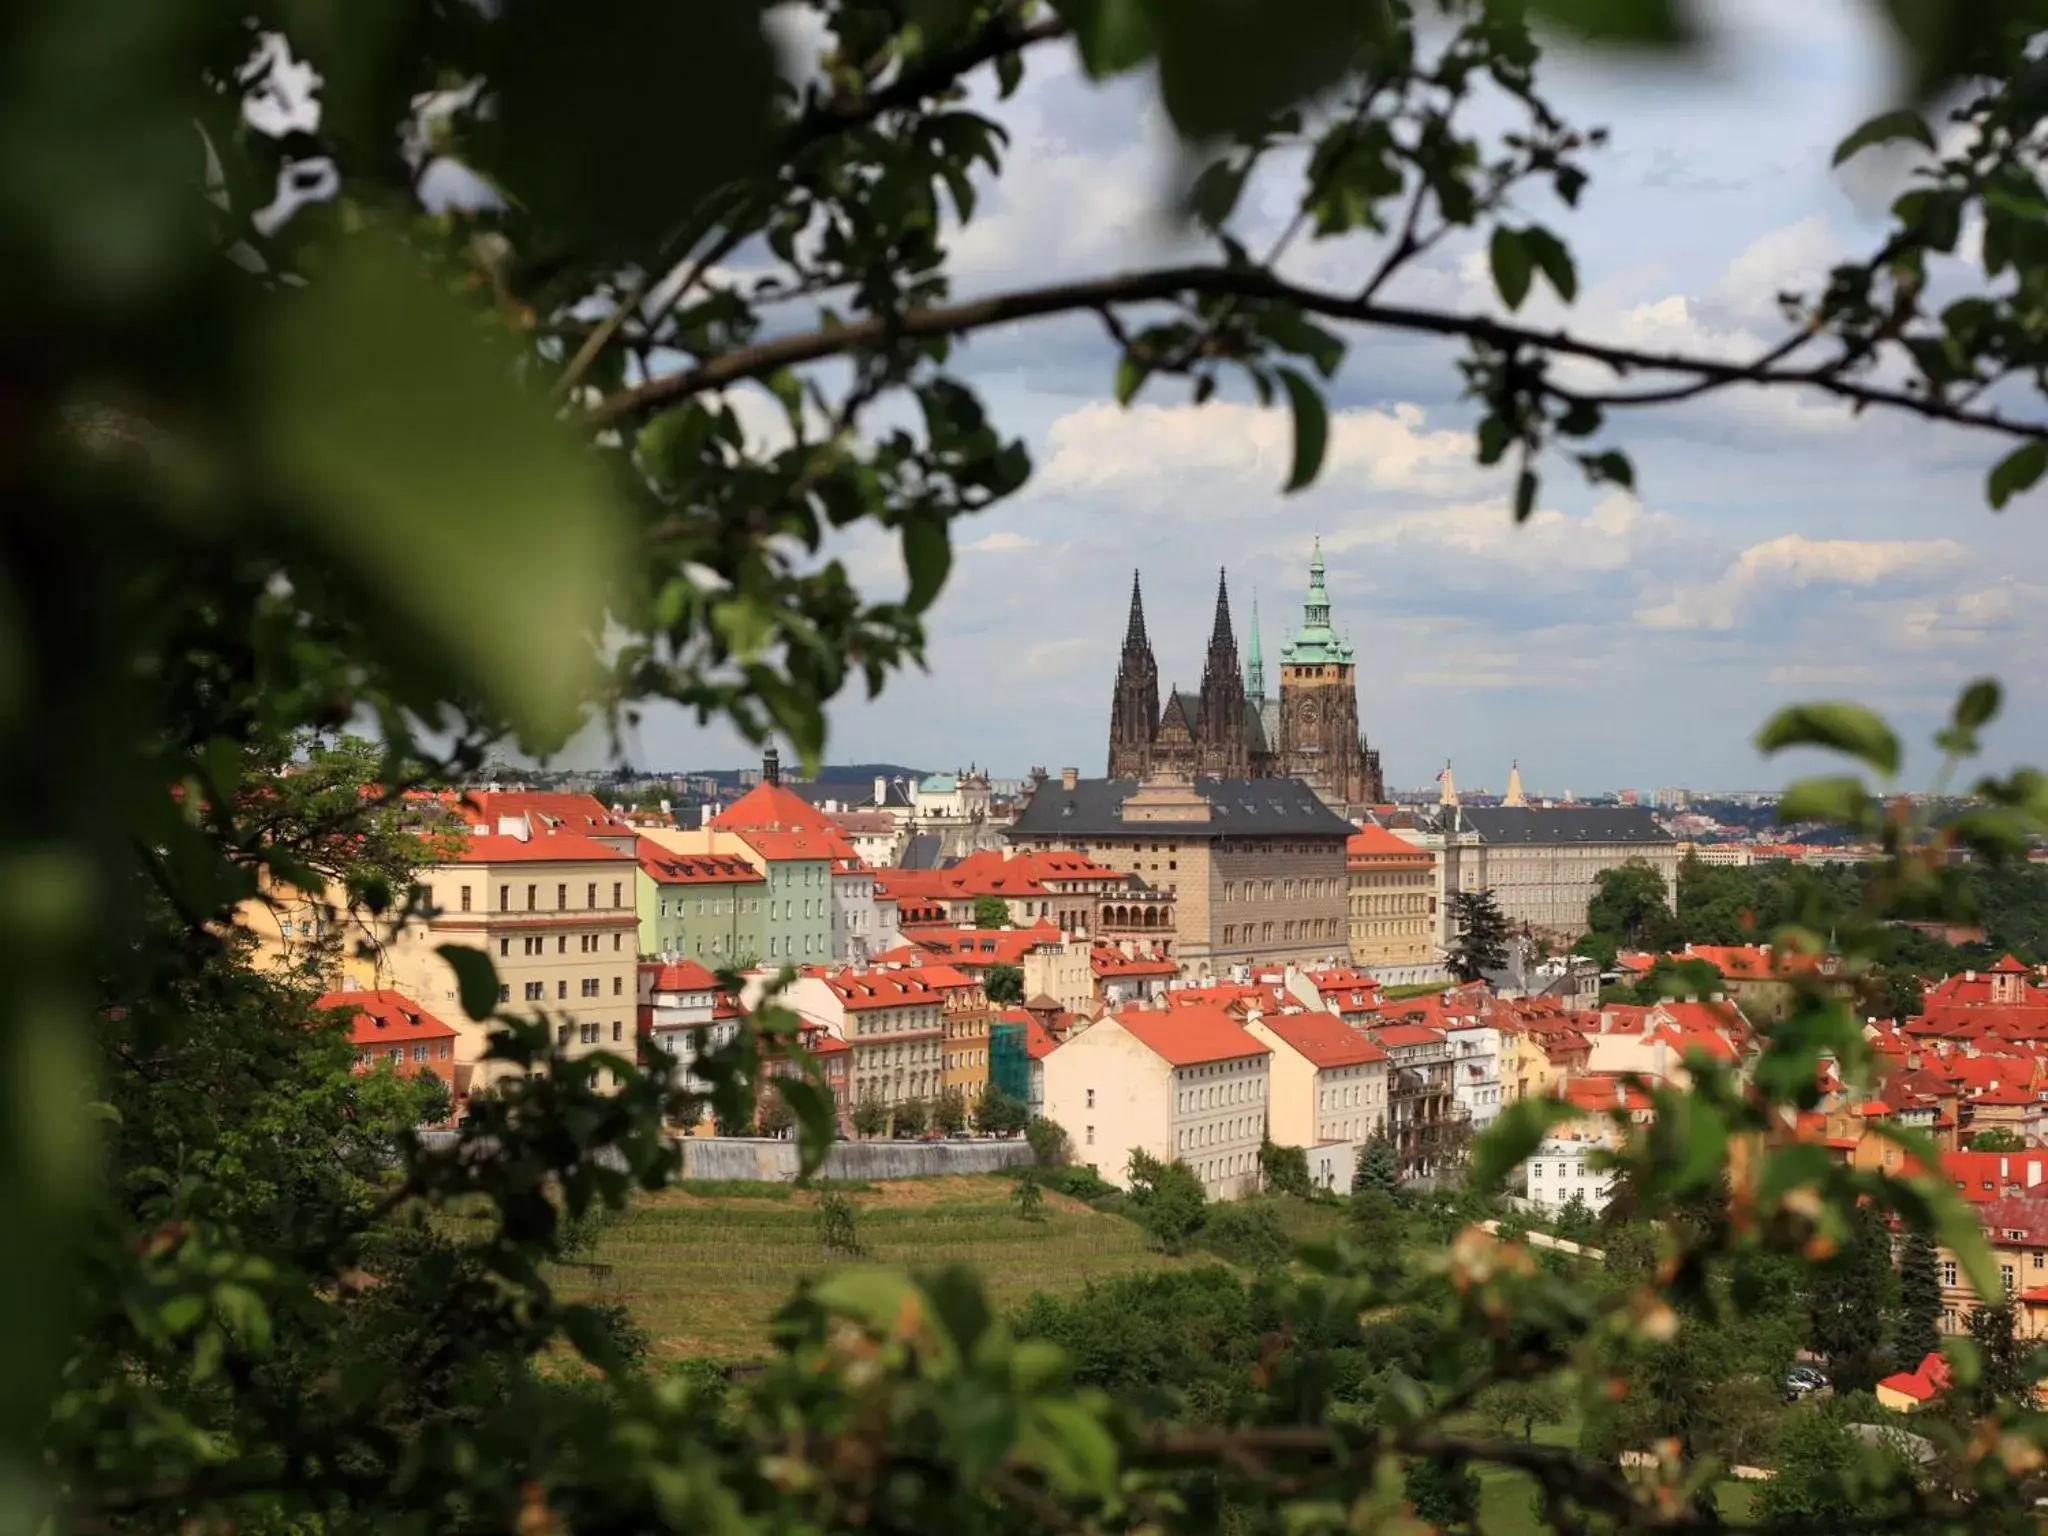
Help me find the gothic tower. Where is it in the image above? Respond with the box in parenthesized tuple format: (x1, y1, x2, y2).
(1107, 571, 1160, 777)
(1277, 537, 1383, 807)
(1196, 569, 1250, 776)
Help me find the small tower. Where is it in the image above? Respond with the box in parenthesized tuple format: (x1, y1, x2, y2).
(763, 744, 781, 787)
(1245, 589, 1267, 706)
(1504, 760, 1527, 807)
(1438, 759, 1459, 807)
(1196, 569, 1249, 777)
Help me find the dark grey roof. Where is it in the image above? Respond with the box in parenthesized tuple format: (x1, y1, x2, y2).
(1007, 777, 1354, 840)
(1456, 806, 1672, 846)
(1162, 690, 1200, 736)
(898, 831, 946, 868)
(1244, 700, 1269, 757)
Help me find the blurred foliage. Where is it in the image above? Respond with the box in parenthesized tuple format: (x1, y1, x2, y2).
(11, 0, 2048, 1532)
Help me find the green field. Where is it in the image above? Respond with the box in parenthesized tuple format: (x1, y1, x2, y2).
(526, 1175, 1194, 1360)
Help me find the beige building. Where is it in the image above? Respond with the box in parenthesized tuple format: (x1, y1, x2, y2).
(1398, 805, 1677, 945)
(1021, 935, 1096, 1015)
(1006, 770, 1352, 978)
(777, 965, 956, 1114)
(1041, 1006, 1270, 1199)
(237, 865, 394, 992)
(388, 827, 640, 1093)
(1346, 825, 1436, 972)
(1246, 1009, 1389, 1154)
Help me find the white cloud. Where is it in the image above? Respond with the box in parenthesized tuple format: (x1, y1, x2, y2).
(962, 529, 1040, 555)
(1637, 533, 1972, 630)
(1031, 398, 1485, 507)
(1330, 492, 1683, 574)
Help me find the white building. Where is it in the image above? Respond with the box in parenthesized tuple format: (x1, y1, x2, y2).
(831, 862, 894, 966)
(1442, 1009, 1504, 1133)
(1521, 1076, 1652, 1218)
(639, 958, 737, 1095)
(1041, 1006, 1270, 1199)
(1246, 1009, 1389, 1163)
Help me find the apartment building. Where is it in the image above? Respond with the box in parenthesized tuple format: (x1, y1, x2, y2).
(1041, 1006, 1270, 1199)
(1247, 1009, 1388, 1154)
(1346, 825, 1436, 973)
(779, 965, 960, 1114)
(320, 989, 460, 1089)
(1371, 1022, 1459, 1180)
(1006, 770, 1353, 976)
(940, 969, 998, 1099)
(389, 827, 640, 1093)
(634, 846, 766, 965)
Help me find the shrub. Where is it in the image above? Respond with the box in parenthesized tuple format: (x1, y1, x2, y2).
(1011, 1179, 1045, 1222)
(1202, 1202, 1289, 1270)
(815, 1191, 863, 1257)
(1026, 1116, 1071, 1166)
(1258, 1140, 1311, 1198)
(1128, 1149, 1207, 1255)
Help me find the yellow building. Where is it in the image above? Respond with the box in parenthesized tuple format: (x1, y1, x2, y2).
(1346, 825, 1436, 971)
(940, 972, 996, 1099)
(235, 864, 394, 992)
(387, 827, 640, 1094)
(1246, 1009, 1389, 1151)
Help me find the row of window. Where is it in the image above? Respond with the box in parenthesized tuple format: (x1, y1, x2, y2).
(943, 1049, 987, 1070)
(1317, 1084, 1382, 1112)
(468, 881, 626, 913)
(1219, 918, 1339, 945)
(766, 933, 824, 958)
(1176, 1118, 1257, 1151)
(1352, 871, 1429, 888)
(357, 1042, 450, 1066)
(856, 1041, 940, 1065)
(1350, 894, 1429, 915)
(499, 933, 626, 957)
(554, 1020, 627, 1046)
(1173, 1075, 1266, 1113)
(498, 975, 625, 1002)
(1223, 877, 1340, 903)
(660, 897, 758, 917)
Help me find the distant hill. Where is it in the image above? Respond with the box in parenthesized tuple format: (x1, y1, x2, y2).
(687, 762, 927, 787)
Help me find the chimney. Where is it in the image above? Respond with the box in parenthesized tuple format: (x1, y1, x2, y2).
(658, 797, 671, 816)
(1061, 766, 1078, 791)
(874, 774, 887, 807)
(763, 744, 781, 786)
(699, 804, 714, 828)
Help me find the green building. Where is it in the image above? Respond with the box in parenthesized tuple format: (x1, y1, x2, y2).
(635, 846, 767, 966)
(730, 831, 834, 967)
(989, 1019, 1029, 1105)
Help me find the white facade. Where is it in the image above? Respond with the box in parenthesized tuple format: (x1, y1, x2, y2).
(1445, 1021, 1504, 1131)
(1041, 1015, 1268, 1200)
(831, 867, 895, 966)
(1524, 1135, 1617, 1217)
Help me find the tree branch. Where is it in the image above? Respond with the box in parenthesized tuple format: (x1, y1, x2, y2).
(589, 262, 2048, 446)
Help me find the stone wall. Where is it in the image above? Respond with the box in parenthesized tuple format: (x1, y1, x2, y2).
(677, 1136, 1035, 1183)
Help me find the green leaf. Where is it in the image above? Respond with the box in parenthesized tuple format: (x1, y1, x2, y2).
(1114, 354, 1148, 406)
(1022, 1398, 1119, 1496)
(1187, 158, 1248, 228)
(1276, 368, 1328, 493)
(1513, 467, 1539, 523)
(1581, 449, 1634, 489)
(437, 944, 501, 1022)
(1832, 108, 1936, 165)
(158, 1292, 206, 1336)
(561, 1302, 628, 1375)
(1988, 440, 2048, 509)
(483, 0, 775, 254)
(214, 1282, 272, 1352)
(1258, 305, 1346, 378)
(1954, 677, 2002, 731)
(1490, 226, 1533, 310)
(1773, 775, 1878, 828)
(1522, 225, 1577, 302)
(1526, 0, 1693, 45)
(1470, 1096, 1575, 1192)
(902, 517, 952, 613)
(254, 236, 626, 745)
(1947, 808, 2030, 862)
(1150, 0, 1391, 141)
(1754, 703, 1902, 776)
(777, 1074, 838, 1181)
(812, 1269, 924, 1335)
(1054, 0, 1157, 76)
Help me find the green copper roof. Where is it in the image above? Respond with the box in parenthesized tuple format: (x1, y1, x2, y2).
(1281, 536, 1353, 664)
(1244, 591, 1266, 702)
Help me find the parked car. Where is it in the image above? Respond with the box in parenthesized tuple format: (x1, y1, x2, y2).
(1784, 1364, 1828, 1400)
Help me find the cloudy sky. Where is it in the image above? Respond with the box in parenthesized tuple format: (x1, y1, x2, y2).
(597, 0, 2048, 797)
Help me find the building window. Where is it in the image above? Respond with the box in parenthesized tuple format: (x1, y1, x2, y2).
(460, 884, 472, 912)
(588, 881, 598, 907)
(614, 975, 624, 995)
(499, 938, 510, 957)
(498, 984, 511, 1004)
(1086, 1088, 1095, 1109)
(500, 884, 511, 911)
(526, 884, 537, 911)
(557, 882, 568, 909)
(613, 1020, 623, 1042)
(557, 1023, 570, 1047)
(1942, 1260, 1958, 1288)
(581, 978, 600, 998)
(614, 881, 624, 907)
(525, 982, 545, 1002)
(1086, 1125, 1095, 1146)
(557, 980, 568, 1000)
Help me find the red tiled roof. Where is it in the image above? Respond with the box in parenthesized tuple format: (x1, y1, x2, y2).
(824, 966, 976, 1010)
(1256, 1011, 1388, 1068)
(1112, 1006, 1269, 1068)
(1092, 945, 1178, 979)
(641, 959, 719, 993)
(319, 989, 459, 1045)
(1346, 825, 1430, 864)
(445, 831, 629, 865)
(1560, 1073, 1653, 1114)
(900, 921, 1062, 966)
(445, 791, 627, 836)
(636, 842, 765, 885)
(1878, 1351, 1951, 1403)
(1372, 1023, 1445, 1048)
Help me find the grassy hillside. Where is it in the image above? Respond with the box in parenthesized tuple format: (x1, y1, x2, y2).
(532, 1175, 1193, 1360)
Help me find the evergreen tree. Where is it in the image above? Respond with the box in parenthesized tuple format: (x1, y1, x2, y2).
(1259, 1138, 1311, 1197)
(1807, 1199, 1898, 1392)
(1352, 1131, 1400, 1194)
(1405, 1454, 1479, 1530)
(1897, 1227, 1943, 1367)
(972, 894, 1011, 929)
(1968, 1300, 2032, 1411)
(983, 963, 1025, 1004)
(1447, 890, 1510, 982)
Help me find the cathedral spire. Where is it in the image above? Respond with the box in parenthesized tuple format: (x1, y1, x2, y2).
(1123, 569, 1149, 648)
(1245, 589, 1266, 704)
(1208, 567, 1235, 650)
(1504, 760, 1527, 807)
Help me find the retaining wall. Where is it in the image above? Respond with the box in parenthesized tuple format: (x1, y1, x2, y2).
(678, 1136, 1035, 1182)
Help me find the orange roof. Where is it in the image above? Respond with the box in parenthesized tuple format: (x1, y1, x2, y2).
(1991, 953, 2033, 975)
(1372, 1023, 1445, 1048)
(713, 782, 860, 864)
(445, 790, 627, 836)
(1346, 825, 1430, 864)
(319, 989, 459, 1045)
(1878, 1351, 1951, 1403)
(1112, 1006, 1269, 1068)
(1092, 945, 1178, 979)
(824, 966, 976, 1010)
(900, 921, 1062, 966)
(1560, 1074, 1653, 1114)
(446, 831, 629, 865)
(636, 843, 765, 885)
(997, 1009, 1060, 1059)
(811, 1035, 851, 1056)
(641, 959, 719, 993)
(1256, 1011, 1387, 1068)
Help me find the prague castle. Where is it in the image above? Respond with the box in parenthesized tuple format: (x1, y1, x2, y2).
(1106, 541, 1385, 811)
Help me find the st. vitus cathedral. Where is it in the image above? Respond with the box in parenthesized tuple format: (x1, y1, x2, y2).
(1106, 540, 1385, 811)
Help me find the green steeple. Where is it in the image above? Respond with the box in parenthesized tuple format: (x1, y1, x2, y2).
(1244, 589, 1266, 703)
(1282, 535, 1353, 665)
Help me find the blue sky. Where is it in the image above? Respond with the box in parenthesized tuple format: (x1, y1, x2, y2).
(596, 0, 2048, 797)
